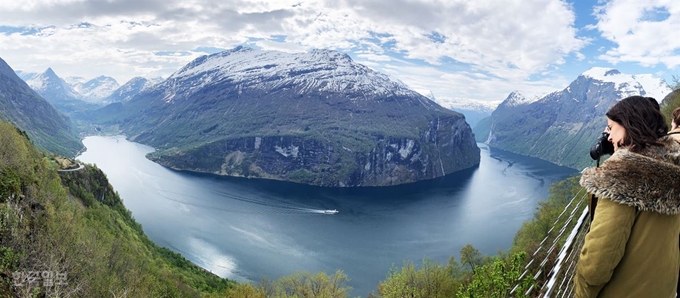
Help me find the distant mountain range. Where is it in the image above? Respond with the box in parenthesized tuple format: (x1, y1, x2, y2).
(474, 67, 672, 170)
(434, 96, 502, 128)
(23, 68, 99, 114)
(105, 76, 161, 103)
(21, 70, 120, 103)
(18, 69, 162, 114)
(90, 46, 481, 187)
(71, 76, 120, 102)
(0, 58, 83, 156)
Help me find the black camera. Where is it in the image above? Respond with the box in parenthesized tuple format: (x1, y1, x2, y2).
(589, 132, 614, 160)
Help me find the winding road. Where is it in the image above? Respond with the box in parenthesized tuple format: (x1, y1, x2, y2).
(57, 164, 85, 172)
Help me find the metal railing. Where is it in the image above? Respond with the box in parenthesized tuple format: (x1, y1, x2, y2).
(510, 189, 592, 297)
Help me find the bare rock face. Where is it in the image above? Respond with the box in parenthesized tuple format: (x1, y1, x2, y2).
(149, 115, 479, 187)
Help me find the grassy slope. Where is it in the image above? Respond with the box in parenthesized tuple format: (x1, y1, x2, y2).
(0, 120, 233, 297)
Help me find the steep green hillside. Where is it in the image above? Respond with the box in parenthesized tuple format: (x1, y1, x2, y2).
(489, 96, 604, 170)
(661, 89, 680, 122)
(0, 57, 83, 157)
(472, 116, 492, 142)
(0, 120, 233, 297)
(484, 69, 672, 171)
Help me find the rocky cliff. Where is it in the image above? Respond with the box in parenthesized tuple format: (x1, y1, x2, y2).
(149, 116, 478, 187)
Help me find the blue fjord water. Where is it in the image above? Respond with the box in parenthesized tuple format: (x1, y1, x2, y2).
(78, 135, 577, 296)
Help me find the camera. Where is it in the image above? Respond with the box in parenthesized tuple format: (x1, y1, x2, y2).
(589, 132, 614, 160)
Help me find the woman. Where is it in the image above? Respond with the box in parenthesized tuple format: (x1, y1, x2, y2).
(575, 96, 680, 297)
(671, 107, 680, 297)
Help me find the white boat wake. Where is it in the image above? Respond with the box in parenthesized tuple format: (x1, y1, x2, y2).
(311, 209, 339, 214)
(155, 188, 338, 215)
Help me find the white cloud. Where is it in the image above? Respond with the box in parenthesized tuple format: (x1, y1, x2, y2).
(355, 53, 392, 62)
(283, 0, 586, 79)
(0, 0, 85, 12)
(0, 0, 585, 99)
(575, 52, 586, 61)
(593, 0, 680, 69)
(254, 40, 307, 53)
(359, 59, 569, 102)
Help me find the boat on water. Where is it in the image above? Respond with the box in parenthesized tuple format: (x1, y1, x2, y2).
(323, 209, 339, 214)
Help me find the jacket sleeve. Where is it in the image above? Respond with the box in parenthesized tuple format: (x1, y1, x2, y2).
(574, 197, 636, 298)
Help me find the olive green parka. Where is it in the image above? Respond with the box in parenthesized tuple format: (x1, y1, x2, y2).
(575, 136, 680, 298)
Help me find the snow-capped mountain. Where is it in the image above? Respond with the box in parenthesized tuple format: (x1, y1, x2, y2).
(98, 46, 479, 187)
(27, 73, 121, 103)
(25, 68, 92, 114)
(159, 46, 423, 103)
(474, 67, 672, 170)
(0, 58, 83, 156)
(64, 76, 87, 87)
(499, 91, 543, 108)
(72, 76, 120, 102)
(26, 68, 81, 100)
(15, 70, 38, 81)
(105, 77, 160, 103)
(434, 96, 502, 127)
(437, 97, 501, 114)
(581, 67, 671, 101)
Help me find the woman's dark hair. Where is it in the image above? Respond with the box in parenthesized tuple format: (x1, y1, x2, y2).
(646, 96, 660, 111)
(606, 95, 668, 152)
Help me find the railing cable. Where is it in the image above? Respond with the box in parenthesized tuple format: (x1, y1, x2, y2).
(510, 188, 587, 296)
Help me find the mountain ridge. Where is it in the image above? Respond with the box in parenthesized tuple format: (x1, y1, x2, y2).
(92, 46, 481, 187)
(474, 67, 672, 170)
(25, 67, 99, 114)
(71, 75, 120, 102)
(105, 76, 160, 103)
(21, 69, 125, 109)
(160, 46, 422, 104)
(0, 57, 83, 156)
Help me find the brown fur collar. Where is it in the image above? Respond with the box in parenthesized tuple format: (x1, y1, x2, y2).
(580, 136, 680, 215)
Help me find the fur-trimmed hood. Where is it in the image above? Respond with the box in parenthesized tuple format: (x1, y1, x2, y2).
(580, 136, 680, 215)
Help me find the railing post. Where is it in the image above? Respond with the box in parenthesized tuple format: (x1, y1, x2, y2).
(542, 207, 589, 297)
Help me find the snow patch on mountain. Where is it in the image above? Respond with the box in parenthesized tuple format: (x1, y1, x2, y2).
(15, 70, 38, 81)
(145, 77, 163, 90)
(581, 67, 671, 101)
(106, 76, 164, 103)
(64, 76, 87, 86)
(501, 91, 542, 107)
(436, 97, 501, 113)
(26, 71, 50, 90)
(26, 68, 81, 99)
(72, 76, 120, 102)
(163, 46, 421, 103)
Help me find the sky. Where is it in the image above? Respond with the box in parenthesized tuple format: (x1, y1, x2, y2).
(0, 0, 679, 102)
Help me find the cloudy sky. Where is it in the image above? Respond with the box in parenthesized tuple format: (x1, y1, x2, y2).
(0, 0, 678, 102)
